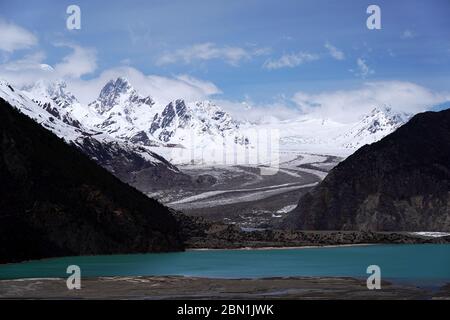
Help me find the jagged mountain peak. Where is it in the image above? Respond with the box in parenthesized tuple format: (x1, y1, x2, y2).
(90, 77, 154, 115)
(23, 79, 78, 106)
(165, 99, 189, 120)
(100, 77, 133, 97)
(337, 106, 412, 149)
(359, 106, 411, 133)
(369, 105, 393, 114)
(0, 81, 84, 139)
(19, 79, 82, 128)
(195, 100, 228, 116)
(194, 100, 238, 130)
(0, 80, 186, 193)
(147, 98, 242, 146)
(367, 105, 407, 117)
(0, 79, 14, 91)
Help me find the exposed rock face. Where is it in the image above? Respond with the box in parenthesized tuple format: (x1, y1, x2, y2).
(284, 109, 450, 231)
(0, 98, 184, 264)
(337, 106, 411, 149)
(75, 136, 193, 192)
(89, 77, 155, 115)
(150, 100, 191, 142)
(174, 214, 450, 249)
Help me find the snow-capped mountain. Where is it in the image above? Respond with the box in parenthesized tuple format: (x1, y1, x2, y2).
(336, 106, 412, 149)
(150, 99, 247, 146)
(10, 77, 252, 166)
(24, 79, 78, 109)
(255, 106, 412, 156)
(90, 77, 155, 115)
(85, 77, 247, 151)
(88, 78, 158, 145)
(5, 76, 413, 165)
(0, 79, 89, 143)
(22, 80, 84, 129)
(0, 80, 190, 192)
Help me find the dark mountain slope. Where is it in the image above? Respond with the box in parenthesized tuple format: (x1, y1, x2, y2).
(284, 109, 450, 231)
(0, 98, 183, 264)
(75, 136, 194, 193)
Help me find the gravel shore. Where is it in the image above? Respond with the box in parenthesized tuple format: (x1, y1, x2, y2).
(1, 276, 449, 300)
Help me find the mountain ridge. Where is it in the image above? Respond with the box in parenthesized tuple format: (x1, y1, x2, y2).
(21, 78, 412, 157)
(5, 77, 414, 165)
(0, 80, 192, 193)
(283, 108, 450, 231)
(0, 96, 184, 263)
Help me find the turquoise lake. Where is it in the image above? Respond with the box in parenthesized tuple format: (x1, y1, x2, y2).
(1, 244, 449, 286)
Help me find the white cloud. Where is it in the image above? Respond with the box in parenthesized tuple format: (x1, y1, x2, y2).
(351, 58, 374, 78)
(401, 30, 415, 39)
(252, 47, 272, 56)
(292, 81, 450, 122)
(120, 58, 132, 65)
(0, 20, 38, 52)
(2, 42, 447, 125)
(324, 42, 344, 60)
(1, 51, 48, 71)
(157, 42, 268, 66)
(176, 74, 221, 96)
(263, 52, 319, 70)
(215, 98, 301, 123)
(64, 67, 221, 105)
(0, 44, 97, 89)
(53, 43, 97, 78)
(0, 52, 54, 86)
(0, 44, 219, 105)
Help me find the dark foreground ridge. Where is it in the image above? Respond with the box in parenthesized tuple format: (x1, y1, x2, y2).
(284, 109, 450, 231)
(0, 98, 183, 264)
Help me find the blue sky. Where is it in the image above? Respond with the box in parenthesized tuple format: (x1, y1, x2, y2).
(0, 0, 449, 121)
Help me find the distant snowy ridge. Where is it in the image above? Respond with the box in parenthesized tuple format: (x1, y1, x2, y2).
(83, 77, 247, 152)
(335, 106, 412, 149)
(19, 77, 252, 165)
(5, 77, 413, 165)
(0, 80, 182, 182)
(252, 106, 411, 156)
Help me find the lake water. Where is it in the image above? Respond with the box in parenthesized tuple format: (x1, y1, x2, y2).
(1, 244, 449, 286)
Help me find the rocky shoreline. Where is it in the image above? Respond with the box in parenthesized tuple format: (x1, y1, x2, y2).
(1, 217, 449, 300)
(1, 276, 449, 300)
(175, 214, 450, 249)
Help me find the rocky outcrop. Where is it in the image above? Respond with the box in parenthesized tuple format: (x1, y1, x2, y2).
(89, 77, 154, 115)
(174, 213, 450, 249)
(0, 98, 184, 264)
(75, 136, 193, 192)
(284, 109, 450, 231)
